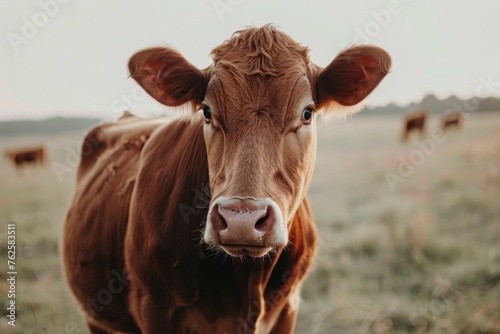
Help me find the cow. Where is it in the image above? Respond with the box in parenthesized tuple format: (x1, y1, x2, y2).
(401, 110, 427, 142)
(4, 145, 46, 170)
(440, 111, 463, 131)
(62, 25, 391, 334)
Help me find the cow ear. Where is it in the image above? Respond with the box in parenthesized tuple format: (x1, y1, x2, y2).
(316, 45, 391, 110)
(128, 47, 208, 106)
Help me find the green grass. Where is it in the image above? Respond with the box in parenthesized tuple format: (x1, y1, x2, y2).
(1, 113, 499, 333)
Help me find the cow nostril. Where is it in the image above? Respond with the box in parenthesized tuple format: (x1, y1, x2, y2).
(255, 211, 270, 230)
(217, 213, 228, 230)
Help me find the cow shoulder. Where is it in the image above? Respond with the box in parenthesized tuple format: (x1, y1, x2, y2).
(65, 115, 170, 275)
(126, 117, 209, 309)
(77, 115, 168, 181)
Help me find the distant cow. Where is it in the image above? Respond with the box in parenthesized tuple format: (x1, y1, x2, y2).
(402, 110, 427, 142)
(441, 112, 463, 131)
(62, 25, 391, 334)
(4, 146, 46, 169)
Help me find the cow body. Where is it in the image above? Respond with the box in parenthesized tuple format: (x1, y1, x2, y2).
(64, 115, 315, 333)
(441, 112, 463, 131)
(4, 146, 46, 169)
(63, 26, 391, 333)
(401, 110, 427, 142)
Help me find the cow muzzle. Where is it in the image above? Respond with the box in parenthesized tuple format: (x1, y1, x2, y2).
(204, 197, 287, 257)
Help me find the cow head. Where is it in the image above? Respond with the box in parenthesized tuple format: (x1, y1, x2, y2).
(129, 26, 391, 258)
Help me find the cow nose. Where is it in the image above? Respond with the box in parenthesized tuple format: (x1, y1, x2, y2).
(209, 198, 277, 245)
(219, 204, 269, 233)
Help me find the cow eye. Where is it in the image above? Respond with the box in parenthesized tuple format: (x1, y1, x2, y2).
(203, 106, 212, 122)
(301, 108, 313, 124)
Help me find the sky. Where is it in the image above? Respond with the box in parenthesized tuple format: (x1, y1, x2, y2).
(0, 0, 499, 121)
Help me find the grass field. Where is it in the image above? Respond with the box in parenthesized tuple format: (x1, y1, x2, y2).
(0, 112, 499, 333)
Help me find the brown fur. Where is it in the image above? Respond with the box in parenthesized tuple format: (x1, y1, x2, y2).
(211, 26, 310, 77)
(4, 146, 46, 170)
(441, 112, 463, 131)
(76, 113, 166, 181)
(63, 25, 391, 333)
(401, 110, 427, 142)
(63, 116, 170, 332)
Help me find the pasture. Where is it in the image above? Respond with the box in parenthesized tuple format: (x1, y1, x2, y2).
(0, 112, 499, 333)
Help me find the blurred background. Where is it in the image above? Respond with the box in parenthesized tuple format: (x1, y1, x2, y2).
(1, 1, 499, 333)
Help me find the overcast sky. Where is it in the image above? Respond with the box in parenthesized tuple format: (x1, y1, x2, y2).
(0, 0, 499, 121)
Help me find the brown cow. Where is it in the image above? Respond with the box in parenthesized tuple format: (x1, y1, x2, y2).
(401, 110, 427, 142)
(441, 111, 463, 131)
(4, 145, 46, 170)
(62, 26, 391, 334)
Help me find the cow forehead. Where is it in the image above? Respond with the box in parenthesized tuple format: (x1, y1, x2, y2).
(203, 26, 316, 129)
(205, 73, 313, 129)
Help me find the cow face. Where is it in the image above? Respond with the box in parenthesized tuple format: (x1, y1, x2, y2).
(129, 27, 391, 258)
